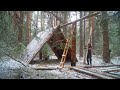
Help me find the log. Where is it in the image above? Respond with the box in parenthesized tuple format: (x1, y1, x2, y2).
(70, 67, 115, 79)
(102, 68, 120, 73)
(60, 12, 100, 28)
(71, 23, 77, 66)
(18, 26, 59, 64)
(84, 65, 120, 68)
(47, 26, 72, 61)
(16, 12, 99, 65)
(33, 67, 57, 70)
(3, 52, 27, 67)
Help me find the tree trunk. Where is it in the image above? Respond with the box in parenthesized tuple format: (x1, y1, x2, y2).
(91, 12, 95, 51)
(79, 11, 83, 58)
(83, 12, 86, 48)
(89, 11, 95, 55)
(18, 11, 24, 44)
(63, 11, 68, 37)
(71, 23, 77, 66)
(88, 12, 92, 33)
(92, 22, 95, 50)
(94, 20, 100, 55)
(39, 11, 44, 59)
(35, 11, 39, 36)
(118, 19, 120, 56)
(101, 11, 110, 63)
(26, 11, 31, 45)
(34, 11, 41, 59)
(83, 12, 86, 64)
(13, 11, 18, 31)
(41, 11, 45, 31)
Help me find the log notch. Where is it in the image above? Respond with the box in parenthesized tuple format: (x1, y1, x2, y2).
(47, 26, 71, 61)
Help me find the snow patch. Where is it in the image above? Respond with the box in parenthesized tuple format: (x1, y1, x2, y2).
(0, 57, 23, 69)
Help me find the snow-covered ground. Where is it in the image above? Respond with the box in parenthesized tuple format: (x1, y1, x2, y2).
(0, 57, 24, 79)
(0, 56, 96, 79)
(111, 57, 120, 65)
(0, 57, 23, 69)
(77, 55, 120, 66)
(0, 55, 120, 79)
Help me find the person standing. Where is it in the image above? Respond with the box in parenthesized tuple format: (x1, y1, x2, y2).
(87, 43, 92, 65)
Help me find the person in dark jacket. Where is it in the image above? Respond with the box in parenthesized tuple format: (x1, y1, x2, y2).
(87, 43, 92, 65)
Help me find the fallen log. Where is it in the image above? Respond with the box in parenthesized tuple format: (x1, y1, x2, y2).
(70, 67, 115, 79)
(102, 68, 120, 73)
(84, 65, 120, 68)
(33, 67, 57, 70)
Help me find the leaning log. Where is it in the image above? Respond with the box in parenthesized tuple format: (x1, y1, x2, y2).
(60, 12, 100, 28)
(47, 26, 72, 61)
(18, 26, 59, 64)
(18, 25, 76, 65)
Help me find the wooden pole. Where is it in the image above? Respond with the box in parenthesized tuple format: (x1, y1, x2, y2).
(91, 16, 95, 49)
(83, 12, 86, 64)
(60, 12, 99, 28)
(79, 11, 83, 58)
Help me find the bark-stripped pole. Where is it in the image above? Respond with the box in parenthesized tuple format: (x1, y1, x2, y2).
(91, 15, 95, 49)
(83, 12, 86, 48)
(83, 12, 86, 64)
(79, 11, 83, 58)
(39, 11, 43, 59)
(71, 22, 77, 66)
(60, 12, 99, 28)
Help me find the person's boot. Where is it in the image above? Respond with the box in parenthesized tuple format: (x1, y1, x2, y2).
(90, 61, 92, 66)
(87, 59, 89, 65)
